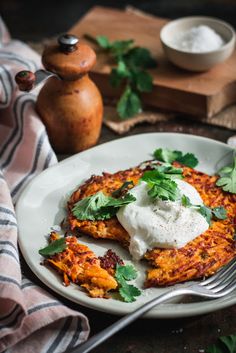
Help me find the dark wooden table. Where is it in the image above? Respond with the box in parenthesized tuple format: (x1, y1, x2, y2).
(4, 1, 236, 352)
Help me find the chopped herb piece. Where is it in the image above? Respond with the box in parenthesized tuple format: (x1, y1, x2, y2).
(115, 264, 138, 281)
(198, 205, 213, 225)
(154, 164, 183, 179)
(153, 148, 199, 168)
(117, 85, 142, 119)
(212, 206, 227, 220)
(112, 181, 134, 198)
(115, 264, 141, 302)
(141, 169, 181, 201)
(216, 156, 236, 194)
(181, 196, 227, 225)
(39, 237, 67, 256)
(96, 35, 112, 49)
(176, 152, 199, 168)
(206, 334, 236, 353)
(181, 195, 192, 207)
(72, 191, 136, 221)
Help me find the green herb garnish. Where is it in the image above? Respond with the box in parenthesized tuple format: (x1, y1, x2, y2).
(39, 237, 67, 256)
(181, 196, 227, 225)
(94, 35, 157, 119)
(115, 264, 141, 302)
(72, 191, 136, 221)
(154, 148, 199, 168)
(141, 170, 181, 201)
(111, 181, 134, 198)
(216, 156, 236, 194)
(206, 334, 236, 353)
(153, 164, 183, 179)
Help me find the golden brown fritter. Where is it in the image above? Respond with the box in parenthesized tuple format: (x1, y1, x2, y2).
(67, 163, 236, 287)
(44, 232, 117, 298)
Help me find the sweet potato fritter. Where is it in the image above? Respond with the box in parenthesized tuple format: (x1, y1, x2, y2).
(67, 163, 236, 287)
(44, 232, 117, 298)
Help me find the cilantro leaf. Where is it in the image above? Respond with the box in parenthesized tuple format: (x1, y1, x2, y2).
(117, 85, 142, 119)
(119, 283, 141, 303)
(39, 237, 67, 256)
(216, 156, 236, 194)
(141, 170, 180, 201)
(181, 197, 227, 225)
(154, 164, 183, 179)
(115, 264, 138, 281)
(206, 335, 236, 353)
(124, 47, 157, 69)
(134, 70, 153, 92)
(212, 206, 227, 220)
(110, 60, 130, 87)
(96, 35, 111, 49)
(181, 195, 192, 207)
(176, 152, 199, 168)
(111, 181, 134, 198)
(110, 39, 134, 57)
(153, 148, 199, 168)
(198, 205, 213, 225)
(115, 264, 141, 302)
(154, 148, 179, 164)
(72, 191, 136, 221)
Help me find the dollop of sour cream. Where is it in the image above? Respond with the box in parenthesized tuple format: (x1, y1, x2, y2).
(117, 179, 209, 260)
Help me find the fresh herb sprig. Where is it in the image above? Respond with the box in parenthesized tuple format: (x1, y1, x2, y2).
(141, 169, 182, 201)
(72, 191, 136, 221)
(39, 237, 67, 256)
(94, 35, 157, 119)
(206, 334, 236, 353)
(216, 156, 236, 194)
(115, 264, 141, 302)
(181, 195, 227, 225)
(154, 148, 199, 168)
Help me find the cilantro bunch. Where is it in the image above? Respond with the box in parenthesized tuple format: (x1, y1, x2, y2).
(95, 35, 157, 119)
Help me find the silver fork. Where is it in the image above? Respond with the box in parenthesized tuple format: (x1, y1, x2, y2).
(66, 257, 236, 353)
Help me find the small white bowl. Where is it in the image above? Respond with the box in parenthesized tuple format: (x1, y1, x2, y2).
(160, 16, 236, 71)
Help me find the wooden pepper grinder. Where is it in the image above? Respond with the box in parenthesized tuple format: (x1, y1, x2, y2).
(15, 34, 103, 153)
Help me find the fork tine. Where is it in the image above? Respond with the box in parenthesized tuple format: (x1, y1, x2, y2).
(214, 279, 236, 297)
(206, 266, 236, 290)
(200, 257, 236, 286)
(212, 274, 236, 293)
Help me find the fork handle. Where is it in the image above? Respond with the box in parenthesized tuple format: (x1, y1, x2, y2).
(66, 287, 193, 353)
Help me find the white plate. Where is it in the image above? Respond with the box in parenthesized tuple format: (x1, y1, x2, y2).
(16, 133, 235, 318)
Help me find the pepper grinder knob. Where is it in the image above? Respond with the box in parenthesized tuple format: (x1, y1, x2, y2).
(15, 70, 36, 91)
(58, 34, 79, 53)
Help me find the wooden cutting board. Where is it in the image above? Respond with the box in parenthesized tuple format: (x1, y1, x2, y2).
(70, 6, 236, 118)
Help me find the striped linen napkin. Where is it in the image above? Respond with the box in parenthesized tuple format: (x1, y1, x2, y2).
(0, 17, 90, 353)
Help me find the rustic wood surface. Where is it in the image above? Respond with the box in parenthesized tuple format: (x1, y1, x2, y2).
(1, 1, 236, 352)
(71, 6, 236, 117)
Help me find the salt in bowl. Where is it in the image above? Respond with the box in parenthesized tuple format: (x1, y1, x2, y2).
(160, 16, 236, 71)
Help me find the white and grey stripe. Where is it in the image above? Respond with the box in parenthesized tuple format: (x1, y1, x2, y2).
(0, 65, 13, 107)
(0, 52, 38, 71)
(0, 95, 36, 167)
(11, 129, 47, 198)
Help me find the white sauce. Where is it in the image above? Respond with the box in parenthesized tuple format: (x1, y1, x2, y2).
(117, 180, 209, 260)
